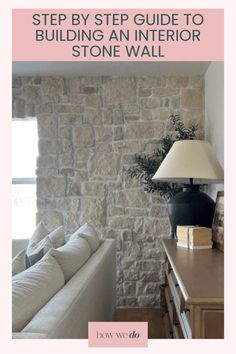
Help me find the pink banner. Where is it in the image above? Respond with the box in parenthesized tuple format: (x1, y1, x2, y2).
(12, 9, 224, 61)
(88, 322, 148, 347)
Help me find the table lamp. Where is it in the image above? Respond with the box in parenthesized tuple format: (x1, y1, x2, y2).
(152, 140, 224, 238)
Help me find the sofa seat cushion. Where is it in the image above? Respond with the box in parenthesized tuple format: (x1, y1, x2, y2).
(70, 223, 100, 253)
(12, 253, 65, 332)
(49, 238, 91, 282)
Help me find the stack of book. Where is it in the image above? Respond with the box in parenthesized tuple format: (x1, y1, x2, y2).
(177, 226, 213, 249)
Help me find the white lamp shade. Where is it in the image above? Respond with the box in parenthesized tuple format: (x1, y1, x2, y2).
(152, 140, 224, 184)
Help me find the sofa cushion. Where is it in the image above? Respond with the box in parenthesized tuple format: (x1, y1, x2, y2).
(27, 236, 53, 257)
(49, 238, 91, 282)
(27, 222, 49, 255)
(25, 248, 44, 268)
(12, 253, 65, 332)
(70, 223, 100, 253)
(12, 249, 26, 276)
(47, 226, 65, 248)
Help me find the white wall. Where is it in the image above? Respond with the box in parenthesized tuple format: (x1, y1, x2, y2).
(205, 62, 224, 199)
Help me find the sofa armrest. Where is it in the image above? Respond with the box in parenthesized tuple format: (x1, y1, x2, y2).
(12, 239, 29, 258)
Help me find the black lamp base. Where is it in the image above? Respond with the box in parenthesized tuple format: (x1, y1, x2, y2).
(167, 186, 215, 238)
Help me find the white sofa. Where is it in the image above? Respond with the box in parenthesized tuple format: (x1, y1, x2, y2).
(12, 238, 116, 339)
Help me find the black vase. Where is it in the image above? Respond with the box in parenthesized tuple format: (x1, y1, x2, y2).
(167, 186, 215, 238)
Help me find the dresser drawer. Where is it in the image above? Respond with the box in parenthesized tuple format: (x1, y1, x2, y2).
(165, 285, 174, 324)
(163, 313, 173, 339)
(166, 269, 185, 313)
(173, 324, 184, 339)
(161, 239, 224, 339)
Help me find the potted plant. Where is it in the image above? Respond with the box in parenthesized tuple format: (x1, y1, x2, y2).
(127, 114, 198, 201)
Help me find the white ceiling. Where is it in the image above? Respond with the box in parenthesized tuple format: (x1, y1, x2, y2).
(12, 61, 211, 77)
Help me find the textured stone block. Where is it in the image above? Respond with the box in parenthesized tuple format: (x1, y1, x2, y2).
(108, 206, 125, 217)
(67, 78, 82, 93)
(108, 217, 134, 229)
(94, 126, 113, 142)
(123, 281, 136, 296)
(189, 75, 204, 89)
(84, 108, 103, 124)
(139, 88, 152, 97)
(74, 147, 90, 162)
(25, 104, 36, 117)
(114, 189, 149, 208)
(23, 86, 41, 104)
(152, 87, 179, 97)
(126, 208, 148, 217)
(65, 212, 80, 230)
(141, 98, 161, 109)
(12, 77, 22, 88)
(139, 271, 160, 282)
(138, 76, 165, 88)
(167, 76, 189, 88)
(73, 125, 94, 147)
(37, 155, 58, 169)
(54, 104, 83, 114)
(82, 86, 98, 94)
(123, 270, 139, 281)
(59, 152, 73, 168)
(37, 176, 66, 197)
(125, 121, 164, 140)
(80, 197, 106, 227)
(13, 98, 25, 118)
(150, 205, 168, 217)
(104, 78, 137, 105)
(67, 182, 81, 196)
(113, 126, 123, 141)
(122, 104, 140, 115)
(38, 103, 53, 114)
(38, 115, 58, 138)
(85, 95, 102, 107)
(123, 242, 141, 259)
(137, 295, 159, 307)
(89, 152, 120, 177)
(102, 109, 113, 124)
(41, 78, 65, 96)
(113, 109, 124, 124)
(59, 114, 82, 125)
(81, 182, 106, 197)
(133, 259, 160, 271)
(121, 230, 133, 242)
(181, 89, 203, 108)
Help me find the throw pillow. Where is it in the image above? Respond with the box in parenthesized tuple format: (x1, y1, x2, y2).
(12, 253, 65, 332)
(65, 233, 71, 243)
(70, 223, 100, 253)
(27, 236, 53, 257)
(12, 249, 26, 276)
(27, 222, 48, 255)
(47, 226, 65, 248)
(49, 238, 91, 282)
(25, 248, 44, 268)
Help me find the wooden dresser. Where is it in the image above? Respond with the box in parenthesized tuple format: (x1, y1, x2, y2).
(161, 239, 224, 339)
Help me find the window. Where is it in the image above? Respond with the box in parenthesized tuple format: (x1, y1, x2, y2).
(12, 120, 38, 239)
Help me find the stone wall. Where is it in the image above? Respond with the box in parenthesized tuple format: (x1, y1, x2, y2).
(12, 75, 204, 307)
